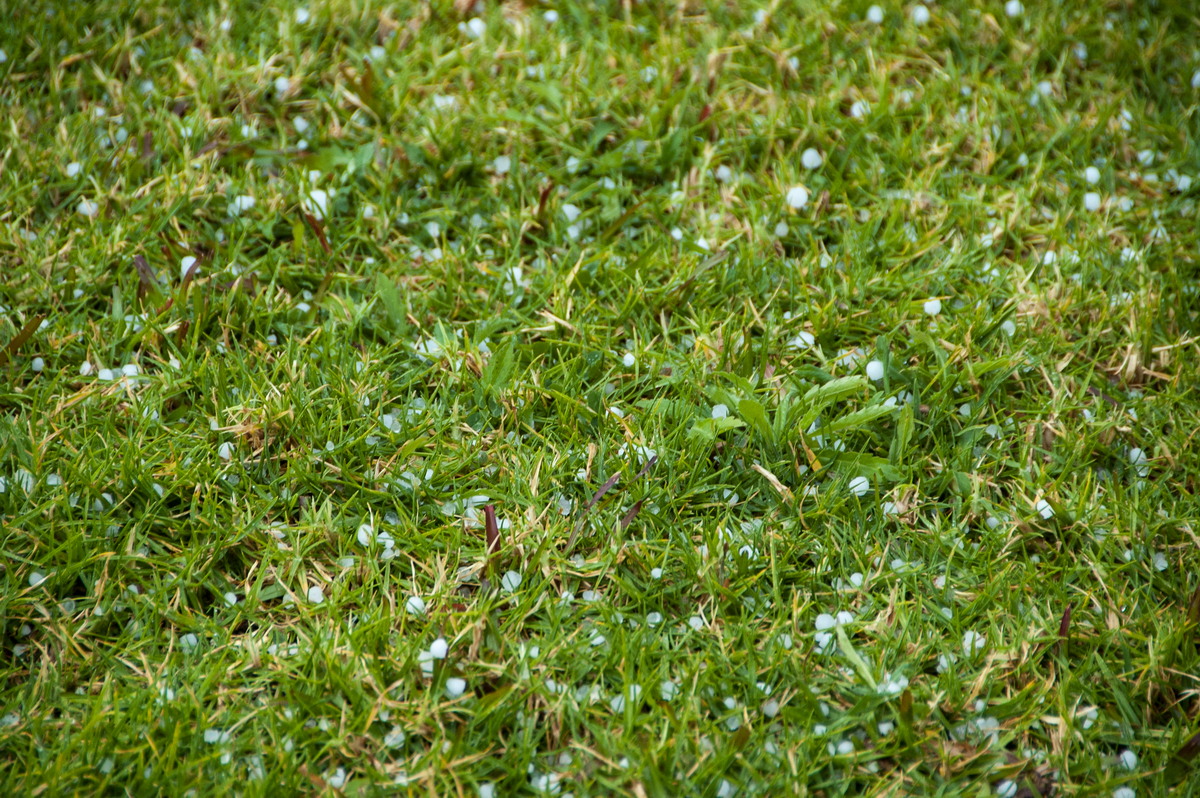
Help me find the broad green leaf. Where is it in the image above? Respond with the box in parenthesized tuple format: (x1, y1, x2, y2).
(737, 398, 773, 443)
(826, 452, 902, 482)
(688, 416, 746, 442)
(823, 403, 897, 435)
(836, 626, 877, 690)
(890, 403, 915, 464)
(374, 273, 406, 330)
(482, 340, 516, 395)
(801, 375, 867, 406)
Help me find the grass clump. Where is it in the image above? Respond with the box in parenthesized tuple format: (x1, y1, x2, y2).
(1, 1, 1198, 795)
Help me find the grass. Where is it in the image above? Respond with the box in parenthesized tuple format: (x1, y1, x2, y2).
(1, 0, 1198, 794)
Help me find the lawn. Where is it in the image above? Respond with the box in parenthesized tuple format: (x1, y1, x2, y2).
(2, 0, 1199, 794)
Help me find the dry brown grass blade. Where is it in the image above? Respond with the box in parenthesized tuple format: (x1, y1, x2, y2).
(0, 314, 45, 367)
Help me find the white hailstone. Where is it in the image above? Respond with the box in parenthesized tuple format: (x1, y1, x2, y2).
(962, 630, 985, 654)
(356, 523, 374, 546)
(561, 203, 581, 222)
(445, 677, 467, 698)
(714, 165, 734, 183)
(77, 199, 99, 218)
(405, 595, 427, 615)
(227, 195, 255, 216)
(429, 638, 449, 659)
(814, 613, 841, 631)
(369, 45, 387, 61)
(865, 360, 885, 381)
(66, 162, 82, 177)
(295, 7, 310, 23)
(28, 571, 47, 588)
(621, 352, 636, 368)
(328, 769, 346, 789)
(217, 442, 235, 461)
(492, 155, 511, 175)
(97, 368, 115, 381)
(1004, 0, 1023, 17)
(180, 633, 200, 653)
(774, 220, 789, 237)
(1085, 166, 1101, 184)
(31, 357, 44, 373)
(465, 18, 486, 39)
(801, 148, 823, 169)
(479, 784, 496, 798)
(0, 49, 6, 62)
(788, 331, 815, 349)
(1129, 447, 1149, 477)
(848, 476, 870, 497)
(1084, 192, 1101, 212)
(1112, 789, 1135, 798)
(786, 185, 809, 209)
(273, 76, 291, 96)
(1001, 320, 1016, 336)
(866, 5, 884, 23)
(1036, 498, 1054, 519)
(711, 404, 729, 419)
(384, 727, 406, 748)
(203, 728, 230, 744)
(306, 585, 325, 604)
(849, 100, 870, 118)
(303, 188, 330, 220)
(1152, 552, 1168, 572)
(543, 10, 558, 23)
(1118, 749, 1138, 770)
(670, 227, 683, 241)
(501, 570, 522, 592)
(650, 567, 663, 579)
(180, 256, 197, 279)
(45, 474, 62, 487)
(996, 780, 1018, 798)
(223, 592, 238, 607)
(911, 4, 931, 25)
(923, 298, 942, 316)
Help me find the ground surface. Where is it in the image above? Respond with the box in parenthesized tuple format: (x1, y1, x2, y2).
(1, 1, 1199, 795)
